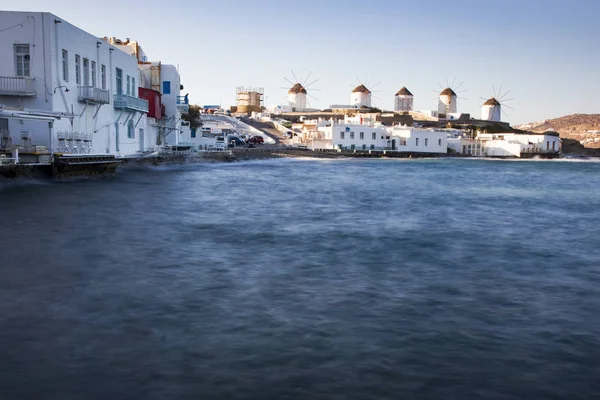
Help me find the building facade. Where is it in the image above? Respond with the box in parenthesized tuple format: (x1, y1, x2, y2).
(0, 12, 149, 157)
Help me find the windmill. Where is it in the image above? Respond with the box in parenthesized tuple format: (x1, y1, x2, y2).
(434, 77, 467, 114)
(480, 85, 514, 122)
(350, 76, 382, 108)
(281, 70, 320, 111)
(394, 86, 414, 112)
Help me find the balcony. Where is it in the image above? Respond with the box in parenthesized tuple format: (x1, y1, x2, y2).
(176, 95, 189, 112)
(78, 86, 110, 104)
(0, 76, 36, 97)
(113, 93, 149, 113)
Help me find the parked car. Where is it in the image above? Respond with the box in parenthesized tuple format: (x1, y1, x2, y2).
(248, 136, 264, 144)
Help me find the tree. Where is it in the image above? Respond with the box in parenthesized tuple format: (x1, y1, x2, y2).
(181, 105, 202, 130)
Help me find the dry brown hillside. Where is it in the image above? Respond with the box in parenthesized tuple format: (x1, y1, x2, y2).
(515, 114, 600, 149)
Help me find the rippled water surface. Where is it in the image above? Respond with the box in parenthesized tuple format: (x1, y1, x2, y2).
(1, 158, 600, 399)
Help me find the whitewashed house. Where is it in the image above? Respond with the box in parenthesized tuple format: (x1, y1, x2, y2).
(0, 12, 148, 157)
(107, 38, 189, 149)
(390, 127, 448, 154)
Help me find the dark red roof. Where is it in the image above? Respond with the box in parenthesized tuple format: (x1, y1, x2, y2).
(440, 88, 457, 96)
(352, 84, 371, 94)
(288, 83, 307, 94)
(395, 87, 413, 96)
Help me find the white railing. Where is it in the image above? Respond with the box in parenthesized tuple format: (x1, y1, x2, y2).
(55, 131, 93, 154)
(78, 86, 110, 104)
(113, 94, 149, 112)
(0, 76, 36, 96)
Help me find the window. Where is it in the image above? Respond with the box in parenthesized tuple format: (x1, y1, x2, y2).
(552, 141, 556, 151)
(83, 58, 89, 86)
(362, 144, 366, 150)
(425, 138, 428, 146)
(370, 145, 375, 150)
(127, 119, 135, 139)
(546, 141, 550, 150)
(163, 81, 171, 94)
(14, 44, 30, 77)
(360, 132, 364, 140)
(372, 132, 376, 140)
(91, 61, 96, 87)
(115, 68, 123, 94)
(191, 129, 196, 138)
(101, 65, 106, 90)
(75, 55, 81, 84)
(126, 75, 131, 95)
(350, 132, 354, 139)
(132, 77, 136, 97)
(340, 131, 345, 139)
(438, 138, 442, 146)
(62, 49, 68, 81)
(416, 138, 419, 146)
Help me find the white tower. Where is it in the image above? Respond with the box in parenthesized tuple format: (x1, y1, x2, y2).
(438, 88, 457, 114)
(288, 83, 307, 111)
(351, 84, 372, 108)
(394, 87, 414, 112)
(481, 97, 502, 121)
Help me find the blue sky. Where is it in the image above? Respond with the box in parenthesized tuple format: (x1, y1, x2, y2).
(4, 0, 599, 123)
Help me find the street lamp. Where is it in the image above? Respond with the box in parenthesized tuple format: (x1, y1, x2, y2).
(53, 86, 69, 93)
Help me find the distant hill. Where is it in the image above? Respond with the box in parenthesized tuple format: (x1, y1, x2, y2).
(515, 114, 600, 150)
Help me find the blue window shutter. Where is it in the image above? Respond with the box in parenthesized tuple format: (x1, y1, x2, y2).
(191, 129, 196, 138)
(163, 81, 171, 94)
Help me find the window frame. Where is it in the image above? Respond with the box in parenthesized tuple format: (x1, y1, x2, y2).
(101, 65, 106, 90)
(91, 61, 96, 88)
(61, 49, 69, 82)
(14, 44, 31, 77)
(75, 54, 81, 84)
(115, 68, 123, 95)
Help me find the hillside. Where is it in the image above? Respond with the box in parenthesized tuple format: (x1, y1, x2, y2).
(515, 114, 600, 150)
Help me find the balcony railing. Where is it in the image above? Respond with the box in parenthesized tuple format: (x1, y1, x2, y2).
(78, 86, 110, 104)
(113, 93, 149, 113)
(0, 76, 36, 97)
(176, 95, 190, 111)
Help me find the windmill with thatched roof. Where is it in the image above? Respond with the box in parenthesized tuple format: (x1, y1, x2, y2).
(282, 70, 319, 111)
(394, 86, 414, 112)
(480, 85, 514, 122)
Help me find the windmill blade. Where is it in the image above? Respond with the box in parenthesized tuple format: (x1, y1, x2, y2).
(455, 81, 465, 91)
(305, 79, 319, 88)
(502, 104, 514, 110)
(309, 88, 322, 92)
(501, 97, 515, 103)
(497, 85, 504, 99)
(479, 97, 488, 101)
(291, 70, 300, 84)
(371, 81, 382, 90)
(300, 69, 303, 86)
(446, 77, 450, 87)
(451, 77, 457, 88)
(308, 93, 319, 101)
(492, 84, 497, 98)
(501, 109, 510, 119)
(284, 77, 295, 86)
(280, 86, 291, 90)
(437, 81, 444, 90)
(356, 76, 362, 85)
(498, 90, 512, 101)
(302, 71, 313, 86)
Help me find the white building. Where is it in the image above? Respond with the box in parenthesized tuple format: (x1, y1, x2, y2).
(448, 131, 561, 157)
(287, 83, 307, 111)
(110, 38, 188, 148)
(316, 119, 447, 154)
(0, 12, 149, 157)
(394, 87, 414, 112)
(350, 84, 372, 108)
(438, 88, 457, 114)
(481, 97, 501, 121)
(390, 127, 448, 154)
